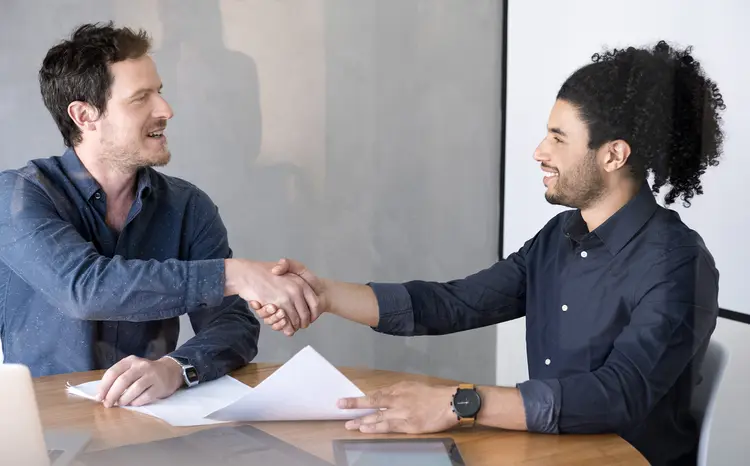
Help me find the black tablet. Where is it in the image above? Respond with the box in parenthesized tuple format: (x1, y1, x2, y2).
(332, 438, 466, 466)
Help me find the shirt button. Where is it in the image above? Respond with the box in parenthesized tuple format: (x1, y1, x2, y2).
(561, 304, 568, 312)
(94, 192, 102, 200)
(580, 251, 588, 258)
(545, 358, 551, 366)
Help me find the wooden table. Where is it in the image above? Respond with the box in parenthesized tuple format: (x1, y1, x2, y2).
(34, 363, 647, 465)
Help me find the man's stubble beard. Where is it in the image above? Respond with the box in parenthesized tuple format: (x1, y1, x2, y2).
(544, 150, 606, 211)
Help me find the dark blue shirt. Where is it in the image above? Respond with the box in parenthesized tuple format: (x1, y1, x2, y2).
(0, 148, 259, 381)
(370, 183, 719, 465)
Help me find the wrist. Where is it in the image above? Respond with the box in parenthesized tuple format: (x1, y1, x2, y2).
(319, 278, 333, 314)
(223, 259, 240, 296)
(159, 356, 186, 390)
(451, 383, 482, 427)
(444, 386, 462, 428)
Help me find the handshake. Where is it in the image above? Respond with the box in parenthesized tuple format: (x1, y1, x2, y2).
(224, 257, 329, 336)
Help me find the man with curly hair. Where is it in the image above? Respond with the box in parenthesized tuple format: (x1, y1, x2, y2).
(255, 40, 725, 465)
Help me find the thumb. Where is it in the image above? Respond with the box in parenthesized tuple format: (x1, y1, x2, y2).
(272, 258, 309, 276)
(271, 258, 291, 275)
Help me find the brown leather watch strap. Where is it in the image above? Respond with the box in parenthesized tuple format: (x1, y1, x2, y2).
(455, 384, 477, 427)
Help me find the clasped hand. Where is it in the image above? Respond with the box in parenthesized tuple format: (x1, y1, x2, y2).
(244, 258, 324, 336)
(227, 259, 323, 335)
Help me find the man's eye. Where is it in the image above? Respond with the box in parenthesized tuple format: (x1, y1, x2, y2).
(553, 136, 563, 143)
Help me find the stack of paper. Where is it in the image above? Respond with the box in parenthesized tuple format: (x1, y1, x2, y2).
(66, 346, 375, 427)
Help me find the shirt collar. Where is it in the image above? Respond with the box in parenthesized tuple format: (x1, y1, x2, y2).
(60, 147, 153, 201)
(562, 182, 658, 255)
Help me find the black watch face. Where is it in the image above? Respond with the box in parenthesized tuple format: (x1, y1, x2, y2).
(453, 389, 481, 417)
(185, 366, 199, 383)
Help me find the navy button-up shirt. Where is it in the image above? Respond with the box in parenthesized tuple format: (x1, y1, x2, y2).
(0, 149, 259, 381)
(370, 183, 718, 465)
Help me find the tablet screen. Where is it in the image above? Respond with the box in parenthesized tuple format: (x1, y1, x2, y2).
(334, 438, 464, 466)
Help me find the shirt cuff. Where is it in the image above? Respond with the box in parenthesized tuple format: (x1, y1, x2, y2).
(516, 378, 561, 434)
(168, 348, 212, 383)
(367, 282, 415, 336)
(186, 259, 226, 311)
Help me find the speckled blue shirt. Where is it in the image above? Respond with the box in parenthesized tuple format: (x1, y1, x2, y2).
(0, 148, 259, 381)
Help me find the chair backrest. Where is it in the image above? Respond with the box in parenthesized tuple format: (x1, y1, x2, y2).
(691, 339, 729, 466)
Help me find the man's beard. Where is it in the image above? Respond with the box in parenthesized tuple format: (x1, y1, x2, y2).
(100, 136, 171, 172)
(545, 150, 606, 210)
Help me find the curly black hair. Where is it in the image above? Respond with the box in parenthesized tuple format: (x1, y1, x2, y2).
(557, 40, 726, 207)
(39, 22, 151, 148)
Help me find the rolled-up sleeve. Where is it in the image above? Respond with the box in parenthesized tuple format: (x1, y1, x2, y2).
(517, 379, 560, 434)
(518, 246, 718, 434)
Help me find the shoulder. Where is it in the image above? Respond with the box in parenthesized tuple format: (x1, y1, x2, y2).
(0, 157, 63, 200)
(147, 169, 218, 213)
(634, 206, 718, 298)
(644, 206, 715, 263)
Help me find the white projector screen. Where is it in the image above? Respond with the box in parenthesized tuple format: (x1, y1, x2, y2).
(502, 0, 749, 318)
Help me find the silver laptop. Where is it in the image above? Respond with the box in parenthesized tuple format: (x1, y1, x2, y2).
(0, 363, 90, 466)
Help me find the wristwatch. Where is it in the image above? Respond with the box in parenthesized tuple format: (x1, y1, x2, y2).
(166, 356, 199, 388)
(451, 383, 481, 427)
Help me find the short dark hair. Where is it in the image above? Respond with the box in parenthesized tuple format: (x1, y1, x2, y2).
(39, 22, 152, 147)
(557, 40, 726, 207)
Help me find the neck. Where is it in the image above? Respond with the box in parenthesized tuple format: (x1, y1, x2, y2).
(580, 177, 641, 232)
(73, 144, 138, 203)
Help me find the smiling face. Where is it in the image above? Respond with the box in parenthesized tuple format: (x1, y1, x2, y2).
(533, 99, 608, 210)
(93, 55, 174, 170)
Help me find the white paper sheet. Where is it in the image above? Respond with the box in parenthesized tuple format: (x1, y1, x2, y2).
(66, 375, 252, 427)
(206, 345, 376, 422)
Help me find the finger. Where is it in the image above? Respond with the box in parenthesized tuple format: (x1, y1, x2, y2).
(263, 307, 286, 326)
(271, 258, 291, 275)
(128, 386, 161, 407)
(291, 290, 311, 329)
(281, 295, 301, 330)
(273, 258, 310, 278)
(338, 390, 394, 410)
(249, 300, 262, 310)
(271, 317, 288, 331)
(103, 367, 143, 408)
(257, 303, 279, 320)
(97, 357, 134, 402)
(344, 408, 400, 430)
(359, 419, 409, 434)
(288, 275, 319, 325)
(117, 378, 152, 406)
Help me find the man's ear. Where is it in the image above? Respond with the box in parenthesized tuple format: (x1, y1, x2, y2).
(602, 139, 631, 172)
(67, 101, 100, 133)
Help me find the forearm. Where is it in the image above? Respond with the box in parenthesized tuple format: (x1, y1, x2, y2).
(322, 278, 380, 328)
(15, 251, 224, 321)
(170, 296, 260, 382)
(475, 386, 528, 431)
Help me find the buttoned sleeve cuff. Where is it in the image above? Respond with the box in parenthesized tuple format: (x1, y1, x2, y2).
(517, 378, 561, 434)
(186, 258, 226, 310)
(367, 282, 415, 336)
